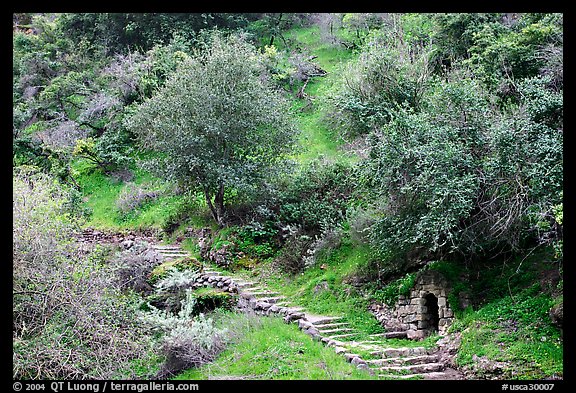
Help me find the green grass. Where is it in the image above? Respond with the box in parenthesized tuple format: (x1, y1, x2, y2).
(72, 158, 199, 231)
(173, 312, 376, 380)
(452, 284, 563, 379)
(278, 26, 358, 165)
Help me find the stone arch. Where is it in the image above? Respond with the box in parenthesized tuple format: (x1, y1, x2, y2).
(423, 293, 439, 332)
(393, 270, 455, 340)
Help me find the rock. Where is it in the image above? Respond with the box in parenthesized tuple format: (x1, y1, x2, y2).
(269, 305, 279, 313)
(258, 301, 272, 311)
(344, 353, 357, 362)
(334, 347, 347, 355)
(121, 239, 134, 249)
(549, 302, 563, 329)
(313, 281, 330, 294)
(283, 312, 305, 323)
(351, 357, 367, 366)
(298, 319, 313, 330)
(304, 327, 319, 337)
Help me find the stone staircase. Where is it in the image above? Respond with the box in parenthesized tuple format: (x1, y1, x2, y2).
(150, 243, 462, 380)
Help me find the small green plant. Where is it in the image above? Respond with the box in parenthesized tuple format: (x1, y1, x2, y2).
(148, 256, 202, 285)
(371, 272, 417, 306)
(192, 288, 236, 313)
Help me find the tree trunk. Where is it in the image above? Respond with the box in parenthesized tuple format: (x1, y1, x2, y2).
(204, 183, 226, 227)
(214, 182, 225, 227)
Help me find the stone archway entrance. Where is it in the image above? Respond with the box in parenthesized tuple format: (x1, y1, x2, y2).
(391, 270, 455, 340)
(423, 293, 439, 332)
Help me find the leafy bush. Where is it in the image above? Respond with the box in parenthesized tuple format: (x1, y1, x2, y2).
(365, 68, 562, 265)
(193, 288, 237, 313)
(272, 228, 314, 274)
(110, 241, 162, 293)
(332, 28, 433, 139)
(141, 289, 227, 378)
(278, 159, 357, 234)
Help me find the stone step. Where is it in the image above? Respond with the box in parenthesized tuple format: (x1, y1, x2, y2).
(248, 291, 281, 297)
(155, 248, 188, 252)
(240, 286, 264, 292)
(309, 316, 345, 325)
(385, 331, 408, 339)
(376, 362, 444, 374)
(202, 271, 222, 276)
(257, 296, 286, 304)
(354, 340, 387, 345)
(317, 327, 355, 334)
(370, 346, 428, 358)
(284, 306, 305, 313)
(160, 253, 191, 258)
(234, 281, 258, 288)
(312, 322, 350, 329)
(378, 373, 425, 380)
(366, 354, 440, 366)
(326, 333, 359, 340)
(152, 245, 182, 250)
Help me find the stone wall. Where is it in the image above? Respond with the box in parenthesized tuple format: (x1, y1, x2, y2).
(396, 270, 454, 339)
(370, 270, 454, 340)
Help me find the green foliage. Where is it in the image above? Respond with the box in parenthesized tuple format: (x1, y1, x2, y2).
(126, 33, 298, 225)
(465, 14, 562, 93)
(333, 29, 433, 138)
(371, 272, 417, 306)
(149, 257, 203, 285)
(192, 288, 236, 313)
(57, 13, 257, 54)
(278, 159, 357, 234)
(365, 66, 562, 263)
(431, 13, 502, 71)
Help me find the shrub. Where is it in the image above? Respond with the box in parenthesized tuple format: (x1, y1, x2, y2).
(116, 182, 162, 217)
(273, 228, 314, 274)
(110, 241, 163, 293)
(278, 159, 357, 235)
(141, 290, 227, 378)
(13, 167, 154, 379)
(365, 69, 562, 265)
(332, 28, 433, 139)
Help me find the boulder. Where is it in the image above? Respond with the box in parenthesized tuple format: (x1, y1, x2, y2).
(549, 302, 563, 330)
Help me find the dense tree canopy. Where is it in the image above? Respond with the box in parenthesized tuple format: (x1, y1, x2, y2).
(126, 34, 298, 225)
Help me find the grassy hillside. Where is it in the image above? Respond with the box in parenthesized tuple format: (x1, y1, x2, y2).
(174, 313, 375, 380)
(70, 21, 563, 381)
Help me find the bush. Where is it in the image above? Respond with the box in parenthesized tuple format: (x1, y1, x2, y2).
(116, 182, 162, 218)
(13, 167, 154, 379)
(332, 28, 432, 139)
(141, 289, 227, 378)
(273, 227, 314, 274)
(110, 241, 163, 293)
(278, 159, 357, 235)
(365, 68, 562, 264)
